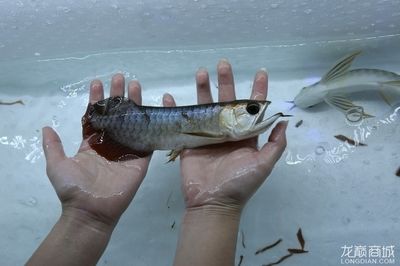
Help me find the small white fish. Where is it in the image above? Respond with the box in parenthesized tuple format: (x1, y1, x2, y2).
(293, 50, 400, 119)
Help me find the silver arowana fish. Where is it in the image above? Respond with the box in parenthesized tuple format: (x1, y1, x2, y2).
(82, 96, 288, 161)
(293, 50, 400, 119)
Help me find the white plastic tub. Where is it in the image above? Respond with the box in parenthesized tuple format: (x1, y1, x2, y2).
(1, 1, 399, 265)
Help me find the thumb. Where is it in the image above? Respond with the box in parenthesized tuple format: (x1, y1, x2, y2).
(42, 127, 66, 167)
(257, 121, 288, 170)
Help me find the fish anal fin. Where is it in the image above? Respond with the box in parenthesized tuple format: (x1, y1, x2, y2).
(87, 131, 150, 161)
(380, 80, 400, 87)
(378, 80, 400, 106)
(321, 50, 362, 83)
(167, 150, 182, 163)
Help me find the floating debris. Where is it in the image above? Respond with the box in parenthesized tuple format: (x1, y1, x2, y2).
(396, 167, 400, 177)
(296, 228, 305, 250)
(237, 255, 244, 266)
(240, 229, 246, 249)
(263, 253, 293, 266)
(288, 248, 308, 254)
(255, 238, 282, 255)
(295, 119, 303, 128)
(166, 191, 173, 209)
(0, 100, 24, 105)
(334, 134, 367, 146)
(263, 228, 309, 266)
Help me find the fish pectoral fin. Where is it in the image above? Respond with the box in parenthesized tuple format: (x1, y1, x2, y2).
(321, 50, 362, 83)
(323, 94, 374, 118)
(166, 150, 182, 163)
(324, 94, 357, 112)
(181, 131, 225, 140)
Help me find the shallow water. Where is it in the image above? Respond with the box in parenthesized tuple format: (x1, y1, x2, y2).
(1, 34, 400, 265)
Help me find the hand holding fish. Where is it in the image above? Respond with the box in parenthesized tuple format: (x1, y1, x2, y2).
(28, 74, 151, 266)
(173, 60, 288, 266)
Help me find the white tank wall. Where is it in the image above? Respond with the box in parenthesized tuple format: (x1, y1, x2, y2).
(0, 0, 399, 61)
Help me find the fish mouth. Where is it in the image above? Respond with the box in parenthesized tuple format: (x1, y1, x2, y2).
(253, 111, 291, 133)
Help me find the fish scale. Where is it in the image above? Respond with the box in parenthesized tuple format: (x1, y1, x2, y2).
(91, 101, 223, 151)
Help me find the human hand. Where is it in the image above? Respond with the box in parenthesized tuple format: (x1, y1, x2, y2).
(43, 74, 151, 227)
(163, 60, 287, 210)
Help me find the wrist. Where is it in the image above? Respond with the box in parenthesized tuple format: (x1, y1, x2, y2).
(184, 204, 242, 222)
(174, 204, 242, 266)
(27, 206, 114, 265)
(61, 206, 116, 236)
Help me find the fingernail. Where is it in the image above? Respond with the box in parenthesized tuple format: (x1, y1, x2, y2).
(219, 58, 230, 65)
(259, 67, 267, 73)
(253, 93, 264, 101)
(273, 121, 288, 141)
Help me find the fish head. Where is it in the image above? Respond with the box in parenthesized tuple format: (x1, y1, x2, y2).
(220, 100, 282, 140)
(293, 82, 325, 108)
(94, 96, 125, 114)
(82, 96, 126, 138)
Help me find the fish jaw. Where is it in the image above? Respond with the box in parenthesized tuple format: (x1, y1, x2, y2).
(219, 101, 283, 140)
(244, 112, 286, 139)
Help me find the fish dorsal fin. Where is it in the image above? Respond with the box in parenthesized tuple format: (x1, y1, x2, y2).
(324, 93, 374, 118)
(321, 50, 362, 83)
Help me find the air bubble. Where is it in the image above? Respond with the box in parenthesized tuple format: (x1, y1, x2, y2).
(20, 196, 38, 207)
(304, 8, 313, 14)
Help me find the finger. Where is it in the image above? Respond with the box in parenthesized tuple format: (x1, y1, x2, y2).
(110, 73, 125, 97)
(128, 80, 142, 105)
(257, 121, 288, 169)
(250, 69, 268, 100)
(196, 68, 213, 104)
(89, 80, 104, 104)
(217, 59, 236, 101)
(42, 127, 66, 167)
(163, 93, 177, 107)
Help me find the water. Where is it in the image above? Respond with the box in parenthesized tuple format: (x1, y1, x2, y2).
(1, 35, 400, 265)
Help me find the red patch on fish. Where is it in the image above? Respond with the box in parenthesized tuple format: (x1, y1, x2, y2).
(81, 103, 150, 161)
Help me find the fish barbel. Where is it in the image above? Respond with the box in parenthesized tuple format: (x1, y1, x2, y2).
(82, 96, 288, 161)
(293, 50, 400, 119)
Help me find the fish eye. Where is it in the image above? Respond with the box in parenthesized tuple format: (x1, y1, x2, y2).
(246, 102, 260, 115)
(111, 96, 122, 105)
(93, 99, 107, 114)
